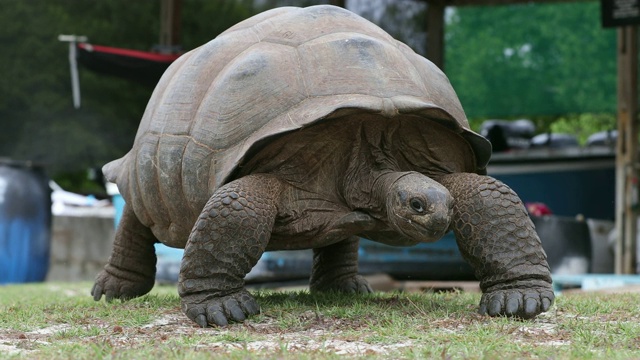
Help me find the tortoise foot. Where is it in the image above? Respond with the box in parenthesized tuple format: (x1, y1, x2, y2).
(91, 268, 155, 302)
(311, 274, 373, 294)
(479, 284, 554, 319)
(181, 289, 260, 328)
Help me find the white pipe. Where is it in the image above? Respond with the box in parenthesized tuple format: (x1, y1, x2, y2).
(58, 35, 87, 109)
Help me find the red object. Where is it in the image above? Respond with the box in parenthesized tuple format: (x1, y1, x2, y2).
(526, 202, 552, 217)
(77, 43, 182, 87)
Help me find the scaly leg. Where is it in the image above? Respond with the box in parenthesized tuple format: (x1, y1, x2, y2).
(179, 174, 284, 327)
(438, 173, 554, 319)
(309, 236, 372, 294)
(92, 203, 157, 301)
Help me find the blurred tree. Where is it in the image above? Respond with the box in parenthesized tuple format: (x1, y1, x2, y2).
(445, 2, 617, 119)
(550, 113, 616, 145)
(0, 0, 254, 192)
(0, 1, 158, 184)
(182, 0, 254, 49)
(253, 0, 330, 9)
(348, 1, 616, 129)
(0, 0, 619, 192)
(352, 0, 427, 56)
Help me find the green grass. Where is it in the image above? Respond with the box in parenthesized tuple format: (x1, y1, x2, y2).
(1, 282, 639, 359)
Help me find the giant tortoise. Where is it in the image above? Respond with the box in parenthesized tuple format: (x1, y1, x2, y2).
(92, 5, 554, 327)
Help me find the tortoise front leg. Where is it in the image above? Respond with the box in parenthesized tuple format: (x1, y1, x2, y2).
(309, 236, 372, 294)
(179, 175, 283, 327)
(437, 173, 554, 319)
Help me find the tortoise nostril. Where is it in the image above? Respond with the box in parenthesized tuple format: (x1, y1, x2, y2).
(431, 213, 450, 230)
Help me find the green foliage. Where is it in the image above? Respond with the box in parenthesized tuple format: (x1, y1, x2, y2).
(355, 0, 428, 56)
(1, 1, 158, 180)
(0, 0, 256, 192)
(550, 113, 617, 145)
(51, 169, 106, 196)
(351, 2, 618, 136)
(446, 2, 617, 119)
(181, 0, 255, 50)
(0, 0, 620, 193)
(253, 0, 331, 9)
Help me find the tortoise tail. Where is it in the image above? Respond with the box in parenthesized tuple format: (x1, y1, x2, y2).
(102, 155, 129, 183)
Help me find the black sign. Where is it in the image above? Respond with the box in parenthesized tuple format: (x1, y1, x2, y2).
(602, 0, 640, 27)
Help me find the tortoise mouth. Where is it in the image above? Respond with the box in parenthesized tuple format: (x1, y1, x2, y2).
(392, 212, 450, 243)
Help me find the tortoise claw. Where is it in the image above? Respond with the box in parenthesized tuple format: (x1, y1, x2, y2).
(196, 314, 208, 328)
(479, 286, 554, 319)
(182, 289, 260, 328)
(91, 269, 154, 303)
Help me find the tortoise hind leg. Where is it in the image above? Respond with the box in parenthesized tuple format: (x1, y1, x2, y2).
(437, 173, 554, 319)
(310, 236, 372, 294)
(92, 203, 157, 301)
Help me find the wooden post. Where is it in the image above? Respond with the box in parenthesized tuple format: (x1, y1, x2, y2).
(426, 0, 445, 70)
(159, 0, 182, 53)
(615, 25, 639, 274)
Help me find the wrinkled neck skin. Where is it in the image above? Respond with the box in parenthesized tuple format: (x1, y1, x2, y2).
(368, 171, 416, 220)
(339, 139, 417, 218)
(339, 118, 429, 223)
(340, 154, 399, 223)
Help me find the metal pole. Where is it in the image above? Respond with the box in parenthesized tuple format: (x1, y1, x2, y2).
(58, 35, 87, 109)
(68, 41, 80, 109)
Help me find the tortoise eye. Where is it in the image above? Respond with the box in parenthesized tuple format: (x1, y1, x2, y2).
(410, 198, 425, 213)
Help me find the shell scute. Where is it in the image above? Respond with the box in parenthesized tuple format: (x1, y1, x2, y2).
(297, 33, 424, 99)
(191, 43, 306, 150)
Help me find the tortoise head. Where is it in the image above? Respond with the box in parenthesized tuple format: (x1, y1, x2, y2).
(385, 173, 453, 242)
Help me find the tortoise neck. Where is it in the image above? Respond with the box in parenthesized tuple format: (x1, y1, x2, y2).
(371, 171, 420, 208)
(342, 169, 413, 221)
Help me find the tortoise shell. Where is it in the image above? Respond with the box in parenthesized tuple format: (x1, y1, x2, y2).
(103, 5, 491, 245)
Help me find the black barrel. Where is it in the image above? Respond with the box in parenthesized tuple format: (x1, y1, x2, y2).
(0, 159, 52, 284)
(532, 215, 592, 274)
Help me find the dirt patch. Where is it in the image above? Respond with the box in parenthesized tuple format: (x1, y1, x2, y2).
(0, 306, 571, 357)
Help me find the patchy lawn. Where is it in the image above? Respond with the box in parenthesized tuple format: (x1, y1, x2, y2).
(1, 281, 639, 359)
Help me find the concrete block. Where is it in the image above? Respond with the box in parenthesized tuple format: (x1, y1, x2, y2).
(47, 209, 115, 282)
